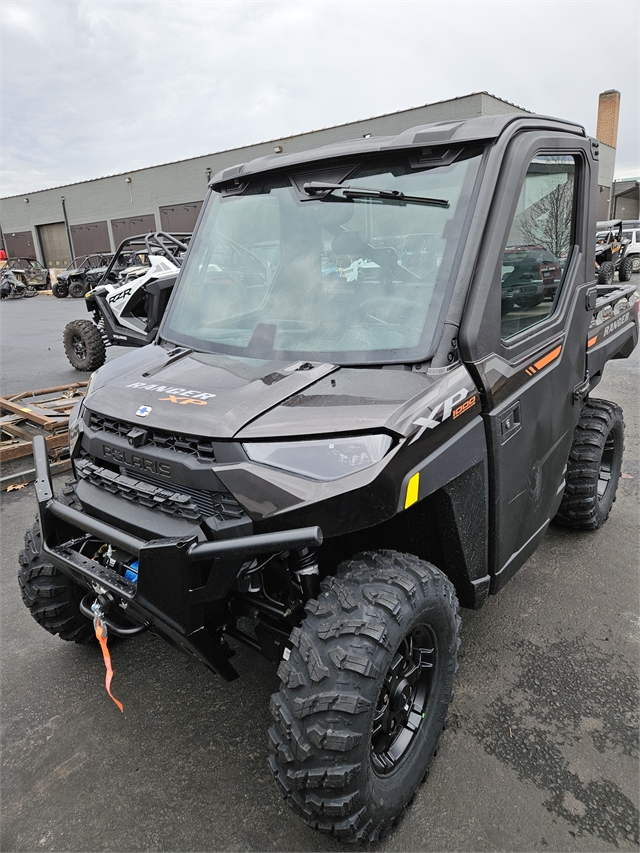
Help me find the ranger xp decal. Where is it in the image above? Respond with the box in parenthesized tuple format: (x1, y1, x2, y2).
(126, 382, 216, 400)
(159, 395, 207, 406)
(410, 387, 477, 443)
(587, 311, 631, 349)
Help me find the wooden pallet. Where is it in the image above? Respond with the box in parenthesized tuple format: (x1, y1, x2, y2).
(0, 382, 88, 490)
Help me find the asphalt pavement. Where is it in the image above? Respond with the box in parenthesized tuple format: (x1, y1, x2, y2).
(1, 293, 639, 852)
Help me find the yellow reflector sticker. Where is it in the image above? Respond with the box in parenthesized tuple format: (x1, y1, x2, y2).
(405, 472, 420, 509)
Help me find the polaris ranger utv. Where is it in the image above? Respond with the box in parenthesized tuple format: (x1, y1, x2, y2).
(19, 114, 638, 842)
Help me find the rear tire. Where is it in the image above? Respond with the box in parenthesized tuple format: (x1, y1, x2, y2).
(554, 399, 624, 530)
(630, 255, 640, 273)
(63, 319, 106, 371)
(618, 257, 633, 282)
(597, 261, 614, 285)
(269, 551, 460, 843)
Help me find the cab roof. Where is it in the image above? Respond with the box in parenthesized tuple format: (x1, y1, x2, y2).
(210, 113, 586, 188)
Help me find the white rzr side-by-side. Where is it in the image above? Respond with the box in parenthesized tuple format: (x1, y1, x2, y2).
(63, 232, 191, 372)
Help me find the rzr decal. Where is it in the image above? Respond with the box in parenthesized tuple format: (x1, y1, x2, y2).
(108, 288, 132, 304)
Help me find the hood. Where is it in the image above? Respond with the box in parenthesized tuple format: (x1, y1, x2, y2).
(84, 346, 452, 441)
(84, 346, 456, 440)
(85, 349, 340, 438)
(236, 367, 439, 439)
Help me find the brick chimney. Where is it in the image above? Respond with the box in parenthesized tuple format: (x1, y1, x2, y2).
(596, 90, 621, 148)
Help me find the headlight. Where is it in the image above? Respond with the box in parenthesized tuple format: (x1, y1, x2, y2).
(243, 434, 392, 481)
(85, 370, 98, 397)
(71, 369, 100, 453)
(67, 400, 84, 456)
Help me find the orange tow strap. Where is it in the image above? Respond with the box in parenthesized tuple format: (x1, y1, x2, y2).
(94, 616, 124, 712)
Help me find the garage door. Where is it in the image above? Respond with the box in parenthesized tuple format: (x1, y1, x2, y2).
(5, 231, 36, 259)
(70, 221, 111, 257)
(38, 222, 71, 267)
(111, 214, 156, 245)
(159, 201, 202, 233)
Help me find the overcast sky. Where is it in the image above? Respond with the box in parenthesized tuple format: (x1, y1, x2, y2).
(2, 0, 638, 198)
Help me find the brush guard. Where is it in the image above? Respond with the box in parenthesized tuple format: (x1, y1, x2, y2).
(32, 435, 322, 680)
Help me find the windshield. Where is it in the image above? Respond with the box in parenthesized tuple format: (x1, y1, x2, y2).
(162, 150, 483, 364)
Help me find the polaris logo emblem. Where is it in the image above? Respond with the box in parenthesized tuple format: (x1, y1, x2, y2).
(136, 405, 152, 417)
(102, 444, 171, 477)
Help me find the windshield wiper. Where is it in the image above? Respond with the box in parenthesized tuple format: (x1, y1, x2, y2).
(303, 181, 449, 208)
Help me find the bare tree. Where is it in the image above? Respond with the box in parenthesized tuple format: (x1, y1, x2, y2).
(519, 174, 574, 258)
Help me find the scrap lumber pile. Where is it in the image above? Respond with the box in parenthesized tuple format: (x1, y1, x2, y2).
(0, 382, 88, 490)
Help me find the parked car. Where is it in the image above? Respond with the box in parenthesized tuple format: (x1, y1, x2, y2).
(54, 254, 113, 298)
(3, 258, 50, 289)
(501, 245, 563, 313)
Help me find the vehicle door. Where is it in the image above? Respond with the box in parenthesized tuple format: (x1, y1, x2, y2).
(462, 135, 596, 591)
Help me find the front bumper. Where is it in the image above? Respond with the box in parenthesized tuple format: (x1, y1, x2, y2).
(33, 435, 322, 680)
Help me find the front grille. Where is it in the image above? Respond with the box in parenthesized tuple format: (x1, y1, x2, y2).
(89, 413, 216, 461)
(133, 468, 247, 522)
(75, 457, 247, 524)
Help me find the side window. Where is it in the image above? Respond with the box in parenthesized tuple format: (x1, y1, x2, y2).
(501, 154, 576, 340)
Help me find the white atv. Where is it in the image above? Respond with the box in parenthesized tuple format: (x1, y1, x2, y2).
(63, 232, 190, 371)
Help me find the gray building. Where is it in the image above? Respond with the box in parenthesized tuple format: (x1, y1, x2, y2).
(611, 178, 639, 220)
(0, 91, 617, 267)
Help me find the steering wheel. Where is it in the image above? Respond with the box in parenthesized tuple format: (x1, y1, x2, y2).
(212, 231, 266, 273)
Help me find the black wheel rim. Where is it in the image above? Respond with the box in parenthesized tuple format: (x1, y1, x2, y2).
(598, 429, 616, 500)
(371, 625, 436, 775)
(71, 334, 87, 361)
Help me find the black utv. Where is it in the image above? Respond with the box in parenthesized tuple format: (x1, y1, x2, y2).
(53, 253, 113, 298)
(19, 114, 638, 843)
(595, 219, 634, 284)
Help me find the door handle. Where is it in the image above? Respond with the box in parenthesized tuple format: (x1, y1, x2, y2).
(500, 402, 521, 442)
